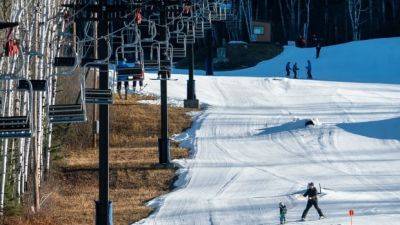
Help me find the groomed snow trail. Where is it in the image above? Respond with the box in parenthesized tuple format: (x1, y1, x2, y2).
(133, 75, 400, 225)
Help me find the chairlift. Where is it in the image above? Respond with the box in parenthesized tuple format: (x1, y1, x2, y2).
(47, 72, 87, 124)
(209, 1, 228, 21)
(142, 41, 160, 71)
(0, 77, 34, 138)
(115, 43, 145, 83)
(47, 35, 86, 124)
(155, 41, 173, 72)
(169, 28, 187, 58)
(83, 38, 114, 105)
(194, 17, 205, 38)
(53, 34, 80, 75)
(167, 5, 181, 20)
(183, 19, 196, 44)
(137, 19, 157, 42)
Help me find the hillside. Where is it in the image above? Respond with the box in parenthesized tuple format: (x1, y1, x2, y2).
(175, 38, 400, 84)
(137, 38, 400, 225)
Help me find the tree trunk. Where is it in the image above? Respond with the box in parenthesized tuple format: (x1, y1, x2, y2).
(278, 0, 287, 40)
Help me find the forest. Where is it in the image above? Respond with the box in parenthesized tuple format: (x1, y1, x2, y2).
(229, 0, 400, 45)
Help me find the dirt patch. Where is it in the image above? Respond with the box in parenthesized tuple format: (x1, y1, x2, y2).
(4, 94, 194, 225)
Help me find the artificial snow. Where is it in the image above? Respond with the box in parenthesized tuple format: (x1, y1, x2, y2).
(133, 38, 400, 225)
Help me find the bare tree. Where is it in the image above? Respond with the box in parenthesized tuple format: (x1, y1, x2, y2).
(304, 0, 311, 42)
(347, 0, 365, 40)
(278, 0, 288, 40)
(285, 0, 299, 40)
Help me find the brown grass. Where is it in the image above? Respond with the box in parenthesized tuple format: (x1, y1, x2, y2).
(4, 94, 194, 225)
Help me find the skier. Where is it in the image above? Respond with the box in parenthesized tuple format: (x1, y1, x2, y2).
(316, 44, 322, 58)
(117, 81, 129, 100)
(292, 63, 299, 79)
(306, 60, 312, 79)
(133, 80, 144, 92)
(285, 62, 291, 78)
(301, 182, 325, 221)
(279, 202, 287, 224)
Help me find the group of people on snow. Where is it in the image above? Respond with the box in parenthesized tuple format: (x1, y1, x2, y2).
(279, 182, 325, 224)
(285, 60, 313, 79)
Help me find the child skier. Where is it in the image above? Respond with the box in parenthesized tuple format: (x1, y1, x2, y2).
(292, 63, 299, 79)
(279, 202, 287, 224)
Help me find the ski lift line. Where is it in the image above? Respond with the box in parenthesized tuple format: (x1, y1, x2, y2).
(74, 20, 137, 44)
(58, 1, 227, 44)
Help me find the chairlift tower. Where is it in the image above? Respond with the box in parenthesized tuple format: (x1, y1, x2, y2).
(158, 0, 172, 165)
(96, 1, 112, 224)
(183, 42, 200, 108)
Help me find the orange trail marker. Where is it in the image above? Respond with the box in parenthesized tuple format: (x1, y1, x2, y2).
(348, 209, 355, 225)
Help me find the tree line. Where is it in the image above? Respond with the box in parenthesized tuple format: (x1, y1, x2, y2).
(249, 0, 400, 45)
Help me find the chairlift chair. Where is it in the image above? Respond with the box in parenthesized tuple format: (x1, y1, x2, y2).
(209, 1, 227, 21)
(137, 19, 157, 42)
(47, 74, 87, 124)
(167, 5, 181, 20)
(48, 35, 86, 124)
(183, 19, 196, 44)
(115, 43, 145, 83)
(194, 17, 205, 38)
(169, 30, 187, 58)
(83, 38, 114, 105)
(53, 34, 80, 74)
(0, 77, 34, 138)
(154, 42, 173, 72)
(142, 41, 160, 71)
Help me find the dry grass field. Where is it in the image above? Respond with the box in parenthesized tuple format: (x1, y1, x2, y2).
(4, 94, 193, 225)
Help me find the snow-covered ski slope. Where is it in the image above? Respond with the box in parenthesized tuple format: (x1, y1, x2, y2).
(135, 38, 400, 225)
(174, 37, 400, 84)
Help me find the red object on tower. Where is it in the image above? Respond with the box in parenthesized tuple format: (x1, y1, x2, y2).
(134, 8, 142, 24)
(4, 29, 19, 57)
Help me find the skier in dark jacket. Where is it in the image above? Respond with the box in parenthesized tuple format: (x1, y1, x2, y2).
(316, 44, 322, 58)
(292, 63, 299, 79)
(301, 182, 325, 221)
(279, 202, 287, 224)
(285, 62, 291, 78)
(306, 60, 312, 79)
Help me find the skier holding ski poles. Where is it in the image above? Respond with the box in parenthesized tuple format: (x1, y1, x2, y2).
(301, 182, 325, 221)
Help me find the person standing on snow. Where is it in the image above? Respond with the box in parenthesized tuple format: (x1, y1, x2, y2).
(306, 60, 312, 79)
(279, 202, 287, 224)
(316, 43, 322, 58)
(301, 182, 325, 221)
(292, 63, 299, 79)
(285, 62, 291, 78)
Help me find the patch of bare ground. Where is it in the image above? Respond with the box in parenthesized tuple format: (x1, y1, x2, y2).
(4, 94, 194, 225)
